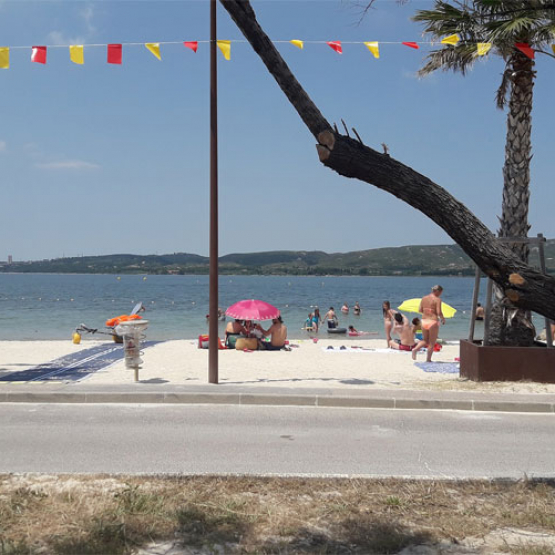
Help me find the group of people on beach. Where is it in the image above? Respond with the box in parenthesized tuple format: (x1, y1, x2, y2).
(225, 317, 287, 351)
(304, 302, 362, 332)
(383, 285, 446, 362)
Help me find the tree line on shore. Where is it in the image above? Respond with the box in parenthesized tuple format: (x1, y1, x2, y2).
(1, 241, 553, 276)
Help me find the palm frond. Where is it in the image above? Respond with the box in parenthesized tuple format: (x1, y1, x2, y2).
(417, 44, 480, 77)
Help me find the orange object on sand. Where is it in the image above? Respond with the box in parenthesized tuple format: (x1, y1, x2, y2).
(105, 314, 143, 328)
(198, 334, 226, 350)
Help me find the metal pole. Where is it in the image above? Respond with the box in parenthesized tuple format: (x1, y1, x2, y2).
(468, 266, 481, 342)
(483, 278, 494, 346)
(208, 0, 219, 383)
(537, 234, 553, 348)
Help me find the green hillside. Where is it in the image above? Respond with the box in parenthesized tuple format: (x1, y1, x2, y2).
(1, 240, 553, 276)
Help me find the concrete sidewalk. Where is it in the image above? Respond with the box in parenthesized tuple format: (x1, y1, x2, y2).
(1, 381, 555, 413)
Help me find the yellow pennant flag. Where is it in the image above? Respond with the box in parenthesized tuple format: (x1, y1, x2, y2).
(441, 34, 460, 46)
(476, 43, 492, 56)
(217, 40, 231, 60)
(0, 47, 9, 69)
(290, 40, 304, 49)
(69, 45, 84, 65)
(364, 41, 380, 59)
(145, 43, 161, 60)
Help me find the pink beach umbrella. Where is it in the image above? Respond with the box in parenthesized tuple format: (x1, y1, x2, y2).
(225, 299, 280, 321)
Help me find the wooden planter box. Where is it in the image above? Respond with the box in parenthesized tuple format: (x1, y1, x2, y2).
(460, 339, 555, 383)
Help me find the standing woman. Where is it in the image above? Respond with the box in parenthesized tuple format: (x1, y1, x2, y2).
(412, 285, 446, 362)
(311, 307, 321, 332)
(382, 301, 397, 348)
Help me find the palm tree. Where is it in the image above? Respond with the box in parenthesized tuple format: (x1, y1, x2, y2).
(413, 0, 555, 345)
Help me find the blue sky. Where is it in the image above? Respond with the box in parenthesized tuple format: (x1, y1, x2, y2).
(0, 0, 553, 261)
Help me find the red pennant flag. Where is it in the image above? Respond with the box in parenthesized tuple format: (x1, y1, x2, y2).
(107, 43, 122, 64)
(515, 42, 534, 59)
(31, 46, 47, 64)
(402, 42, 419, 50)
(183, 41, 198, 53)
(327, 41, 342, 54)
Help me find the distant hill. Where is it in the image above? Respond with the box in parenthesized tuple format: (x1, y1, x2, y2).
(1, 240, 553, 276)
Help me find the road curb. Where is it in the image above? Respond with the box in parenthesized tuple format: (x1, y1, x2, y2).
(1, 391, 554, 413)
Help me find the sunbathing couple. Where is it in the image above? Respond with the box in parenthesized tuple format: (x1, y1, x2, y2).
(225, 317, 287, 351)
(384, 285, 445, 362)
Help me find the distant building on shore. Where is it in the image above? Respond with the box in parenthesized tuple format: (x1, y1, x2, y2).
(7, 255, 12, 265)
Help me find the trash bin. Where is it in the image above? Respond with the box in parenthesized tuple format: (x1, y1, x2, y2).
(115, 319, 149, 382)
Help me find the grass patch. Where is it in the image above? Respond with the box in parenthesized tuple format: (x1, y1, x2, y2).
(0, 475, 554, 554)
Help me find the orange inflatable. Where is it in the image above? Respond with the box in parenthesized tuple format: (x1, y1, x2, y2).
(105, 314, 143, 328)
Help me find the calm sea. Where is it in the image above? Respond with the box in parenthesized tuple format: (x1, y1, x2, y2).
(0, 274, 493, 341)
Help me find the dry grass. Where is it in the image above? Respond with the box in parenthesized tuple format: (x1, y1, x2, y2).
(1, 475, 554, 554)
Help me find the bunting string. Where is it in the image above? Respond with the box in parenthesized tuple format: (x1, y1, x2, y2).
(0, 35, 546, 69)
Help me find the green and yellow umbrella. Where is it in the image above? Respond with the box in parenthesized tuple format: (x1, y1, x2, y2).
(397, 298, 457, 319)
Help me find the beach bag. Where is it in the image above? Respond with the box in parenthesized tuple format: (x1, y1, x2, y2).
(235, 338, 258, 351)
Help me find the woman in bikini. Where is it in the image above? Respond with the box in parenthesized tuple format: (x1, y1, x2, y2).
(382, 301, 397, 348)
(311, 307, 321, 332)
(412, 285, 446, 362)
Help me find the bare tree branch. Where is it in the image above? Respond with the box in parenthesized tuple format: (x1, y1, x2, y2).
(219, 0, 555, 321)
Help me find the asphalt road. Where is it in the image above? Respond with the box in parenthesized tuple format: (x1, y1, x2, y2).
(1, 403, 554, 478)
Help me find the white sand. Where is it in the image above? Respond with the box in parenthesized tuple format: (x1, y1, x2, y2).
(1, 338, 554, 394)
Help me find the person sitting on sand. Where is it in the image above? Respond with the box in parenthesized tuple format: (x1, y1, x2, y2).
(382, 301, 398, 348)
(475, 303, 485, 321)
(353, 302, 361, 316)
(322, 307, 339, 329)
(341, 302, 349, 314)
(389, 313, 419, 351)
(225, 319, 247, 347)
(259, 316, 288, 351)
(244, 320, 264, 339)
(412, 285, 445, 362)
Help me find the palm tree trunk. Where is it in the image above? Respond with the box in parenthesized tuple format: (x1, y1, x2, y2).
(500, 53, 534, 255)
(487, 53, 536, 346)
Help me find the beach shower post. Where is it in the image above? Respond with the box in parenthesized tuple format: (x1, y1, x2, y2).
(115, 319, 149, 382)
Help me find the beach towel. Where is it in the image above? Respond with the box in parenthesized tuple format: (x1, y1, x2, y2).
(0, 341, 163, 383)
(414, 361, 459, 374)
(321, 347, 402, 354)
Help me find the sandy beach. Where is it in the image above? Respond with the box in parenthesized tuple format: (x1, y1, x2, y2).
(1, 338, 554, 394)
